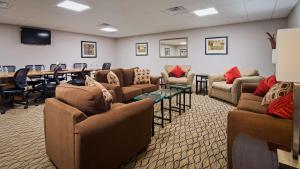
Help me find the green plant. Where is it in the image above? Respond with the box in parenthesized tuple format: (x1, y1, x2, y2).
(266, 32, 276, 49)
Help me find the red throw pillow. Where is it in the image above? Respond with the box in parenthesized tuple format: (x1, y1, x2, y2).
(267, 92, 293, 119)
(224, 66, 241, 84)
(254, 75, 277, 97)
(170, 65, 185, 78)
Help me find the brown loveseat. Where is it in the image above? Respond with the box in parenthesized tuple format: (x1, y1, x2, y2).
(227, 83, 293, 169)
(44, 84, 154, 169)
(95, 67, 160, 102)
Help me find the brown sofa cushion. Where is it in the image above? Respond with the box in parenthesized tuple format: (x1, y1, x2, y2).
(122, 87, 143, 102)
(122, 67, 138, 86)
(129, 84, 159, 93)
(56, 84, 107, 116)
(240, 93, 263, 102)
(237, 99, 267, 114)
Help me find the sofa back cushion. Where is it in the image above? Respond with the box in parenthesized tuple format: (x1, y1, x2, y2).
(56, 84, 108, 116)
(165, 65, 191, 74)
(122, 67, 138, 86)
(95, 68, 124, 87)
(133, 68, 151, 84)
(240, 69, 259, 76)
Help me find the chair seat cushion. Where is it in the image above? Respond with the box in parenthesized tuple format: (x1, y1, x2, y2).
(240, 93, 263, 102)
(122, 87, 143, 102)
(128, 84, 159, 93)
(168, 77, 188, 84)
(212, 81, 233, 91)
(237, 99, 267, 114)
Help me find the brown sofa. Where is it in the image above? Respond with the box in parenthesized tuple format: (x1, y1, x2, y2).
(227, 83, 293, 169)
(44, 85, 154, 169)
(95, 67, 160, 102)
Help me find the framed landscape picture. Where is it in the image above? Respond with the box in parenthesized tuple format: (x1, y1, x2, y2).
(205, 37, 228, 55)
(136, 42, 148, 56)
(81, 41, 97, 58)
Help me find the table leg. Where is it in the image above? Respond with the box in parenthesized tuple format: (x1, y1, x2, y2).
(183, 90, 186, 112)
(169, 98, 172, 122)
(161, 99, 164, 128)
(189, 87, 192, 108)
(196, 80, 199, 95)
(200, 79, 203, 94)
(179, 93, 182, 115)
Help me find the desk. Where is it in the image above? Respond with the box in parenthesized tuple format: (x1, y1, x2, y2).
(0, 68, 101, 79)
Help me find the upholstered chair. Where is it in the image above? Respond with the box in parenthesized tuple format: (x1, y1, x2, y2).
(161, 65, 195, 85)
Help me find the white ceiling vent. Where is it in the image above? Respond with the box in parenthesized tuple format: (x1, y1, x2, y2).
(163, 6, 188, 16)
(0, 1, 10, 9)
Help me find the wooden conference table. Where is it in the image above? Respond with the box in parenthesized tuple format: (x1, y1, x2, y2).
(0, 68, 101, 79)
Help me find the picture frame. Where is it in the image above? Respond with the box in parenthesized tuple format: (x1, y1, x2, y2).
(136, 42, 148, 56)
(81, 41, 97, 58)
(205, 36, 228, 55)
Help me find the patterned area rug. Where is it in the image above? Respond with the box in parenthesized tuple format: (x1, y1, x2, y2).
(0, 95, 234, 169)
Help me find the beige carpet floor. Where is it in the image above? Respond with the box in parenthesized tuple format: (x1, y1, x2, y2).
(0, 94, 234, 169)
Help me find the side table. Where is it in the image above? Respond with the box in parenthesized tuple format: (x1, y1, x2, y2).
(196, 74, 209, 95)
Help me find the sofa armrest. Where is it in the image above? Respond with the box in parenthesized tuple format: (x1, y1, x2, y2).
(74, 99, 154, 169)
(227, 110, 292, 169)
(150, 76, 160, 85)
(44, 98, 87, 169)
(101, 83, 122, 103)
(187, 72, 195, 85)
(161, 72, 169, 84)
(231, 76, 263, 104)
(241, 83, 259, 93)
(208, 74, 225, 95)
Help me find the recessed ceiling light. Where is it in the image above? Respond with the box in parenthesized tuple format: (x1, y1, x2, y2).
(193, 8, 218, 17)
(57, 0, 90, 12)
(100, 27, 118, 32)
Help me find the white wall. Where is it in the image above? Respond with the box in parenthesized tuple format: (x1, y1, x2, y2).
(0, 24, 116, 70)
(288, 2, 300, 28)
(116, 19, 287, 76)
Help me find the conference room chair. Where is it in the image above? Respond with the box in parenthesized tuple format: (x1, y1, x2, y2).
(25, 64, 45, 71)
(68, 65, 87, 86)
(71, 63, 87, 80)
(1, 68, 30, 114)
(25, 65, 46, 93)
(49, 64, 67, 81)
(2, 65, 16, 72)
(102, 63, 111, 70)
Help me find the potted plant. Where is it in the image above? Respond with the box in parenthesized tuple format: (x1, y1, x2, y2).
(266, 32, 276, 63)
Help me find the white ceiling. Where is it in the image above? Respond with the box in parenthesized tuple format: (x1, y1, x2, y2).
(0, 0, 298, 38)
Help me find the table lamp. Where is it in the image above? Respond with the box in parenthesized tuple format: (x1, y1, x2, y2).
(276, 28, 300, 169)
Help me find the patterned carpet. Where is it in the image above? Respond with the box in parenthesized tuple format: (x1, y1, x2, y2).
(0, 94, 234, 169)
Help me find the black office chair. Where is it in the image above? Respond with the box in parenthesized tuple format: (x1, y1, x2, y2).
(34, 69, 60, 103)
(2, 65, 16, 72)
(73, 63, 87, 69)
(25, 65, 45, 71)
(102, 63, 111, 70)
(49, 64, 67, 81)
(68, 65, 87, 86)
(1, 68, 30, 114)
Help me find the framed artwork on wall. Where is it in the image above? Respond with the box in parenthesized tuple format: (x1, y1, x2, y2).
(81, 41, 97, 58)
(136, 42, 148, 56)
(205, 36, 228, 55)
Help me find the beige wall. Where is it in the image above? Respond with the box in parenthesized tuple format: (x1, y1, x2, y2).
(115, 19, 287, 76)
(288, 2, 300, 28)
(0, 24, 116, 70)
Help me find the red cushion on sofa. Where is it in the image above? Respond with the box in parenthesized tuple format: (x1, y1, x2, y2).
(267, 92, 293, 119)
(224, 66, 241, 84)
(170, 65, 185, 78)
(254, 75, 277, 97)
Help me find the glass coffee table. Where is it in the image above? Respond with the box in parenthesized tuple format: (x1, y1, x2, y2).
(169, 84, 192, 112)
(132, 89, 182, 136)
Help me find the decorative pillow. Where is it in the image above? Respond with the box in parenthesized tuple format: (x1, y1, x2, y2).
(170, 65, 185, 78)
(133, 68, 151, 84)
(261, 82, 293, 106)
(85, 75, 113, 110)
(107, 71, 120, 86)
(224, 66, 241, 84)
(267, 92, 293, 119)
(254, 75, 277, 97)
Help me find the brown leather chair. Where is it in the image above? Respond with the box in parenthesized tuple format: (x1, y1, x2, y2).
(44, 84, 154, 169)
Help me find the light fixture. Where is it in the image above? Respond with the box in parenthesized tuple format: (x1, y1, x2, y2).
(100, 26, 118, 33)
(193, 8, 218, 17)
(57, 0, 90, 12)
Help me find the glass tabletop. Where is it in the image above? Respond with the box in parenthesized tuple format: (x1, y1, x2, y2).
(169, 84, 192, 89)
(132, 92, 164, 103)
(151, 89, 181, 99)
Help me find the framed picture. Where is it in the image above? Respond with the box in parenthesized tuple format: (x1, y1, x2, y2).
(81, 41, 97, 58)
(180, 49, 187, 56)
(165, 48, 170, 56)
(205, 37, 228, 55)
(136, 42, 148, 56)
